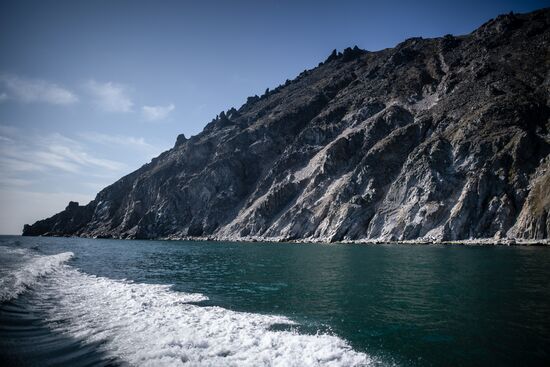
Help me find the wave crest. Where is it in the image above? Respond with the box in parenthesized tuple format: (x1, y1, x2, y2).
(0, 249, 73, 302)
(40, 268, 375, 366)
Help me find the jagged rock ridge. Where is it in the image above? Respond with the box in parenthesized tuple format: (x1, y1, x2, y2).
(24, 9, 550, 242)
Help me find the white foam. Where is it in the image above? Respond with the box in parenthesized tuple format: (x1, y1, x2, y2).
(0, 247, 73, 302)
(36, 266, 376, 366)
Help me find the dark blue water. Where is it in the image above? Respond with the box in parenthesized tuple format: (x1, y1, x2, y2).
(0, 236, 549, 366)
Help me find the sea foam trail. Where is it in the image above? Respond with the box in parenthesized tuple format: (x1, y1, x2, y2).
(0, 246, 73, 302)
(36, 266, 376, 366)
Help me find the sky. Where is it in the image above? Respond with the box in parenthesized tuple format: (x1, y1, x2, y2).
(0, 0, 547, 234)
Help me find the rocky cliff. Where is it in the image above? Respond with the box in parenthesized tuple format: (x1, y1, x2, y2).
(23, 9, 550, 242)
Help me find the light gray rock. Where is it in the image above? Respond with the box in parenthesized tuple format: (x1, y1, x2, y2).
(23, 9, 550, 243)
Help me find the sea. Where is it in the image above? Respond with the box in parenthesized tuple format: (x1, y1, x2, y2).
(0, 235, 549, 366)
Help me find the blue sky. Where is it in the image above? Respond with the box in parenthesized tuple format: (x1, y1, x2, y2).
(0, 0, 547, 234)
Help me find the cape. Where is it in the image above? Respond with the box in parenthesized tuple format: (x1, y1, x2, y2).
(24, 9, 550, 243)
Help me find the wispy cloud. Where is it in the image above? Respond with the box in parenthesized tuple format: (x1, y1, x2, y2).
(44, 134, 126, 171)
(0, 125, 159, 234)
(0, 74, 78, 105)
(85, 80, 133, 112)
(0, 127, 126, 176)
(0, 177, 32, 187)
(142, 103, 175, 121)
(80, 132, 156, 151)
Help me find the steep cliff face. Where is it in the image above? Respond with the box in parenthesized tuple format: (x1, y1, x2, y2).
(24, 9, 550, 242)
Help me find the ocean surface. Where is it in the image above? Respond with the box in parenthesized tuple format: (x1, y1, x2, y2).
(0, 236, 549, 366)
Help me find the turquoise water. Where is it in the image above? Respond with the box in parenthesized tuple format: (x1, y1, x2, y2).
(0, 236, 549, 366)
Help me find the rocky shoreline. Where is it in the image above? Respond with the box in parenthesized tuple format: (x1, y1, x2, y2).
(24, 9, 550, 243)
(32, 233, 550, 246)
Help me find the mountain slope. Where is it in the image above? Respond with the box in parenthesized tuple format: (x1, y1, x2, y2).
(24, 9, 550, 242)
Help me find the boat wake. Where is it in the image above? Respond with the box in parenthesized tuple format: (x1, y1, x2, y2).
(0, 245, 73, 302)
(1, 246, 378, 366)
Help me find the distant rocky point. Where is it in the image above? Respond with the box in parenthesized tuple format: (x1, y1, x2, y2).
(23, 9, 550, 243)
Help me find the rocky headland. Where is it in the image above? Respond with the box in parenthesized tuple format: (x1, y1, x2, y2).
(23, 9, 550, 244)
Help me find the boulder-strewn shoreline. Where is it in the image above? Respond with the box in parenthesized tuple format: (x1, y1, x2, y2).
(171, 237, 550, 246)
(30, 233, 550, 246)
(24, 8, 550, 243)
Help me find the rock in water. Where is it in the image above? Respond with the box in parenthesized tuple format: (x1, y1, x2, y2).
(23, 9, 550, 242)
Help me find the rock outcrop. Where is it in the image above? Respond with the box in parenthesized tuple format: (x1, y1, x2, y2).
(23, 9, 550, 242)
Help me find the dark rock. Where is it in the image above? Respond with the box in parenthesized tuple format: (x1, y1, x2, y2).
(65, 201, 79, 211)
(246, 95, 260, 104)
(341, 46, 365, 62)
(325, 49, 339, 63)
(23, 8, 550, 242)
(175, 134, 187, 147)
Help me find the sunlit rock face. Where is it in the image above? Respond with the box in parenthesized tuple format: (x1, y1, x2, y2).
(24, 9, 550, 242)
